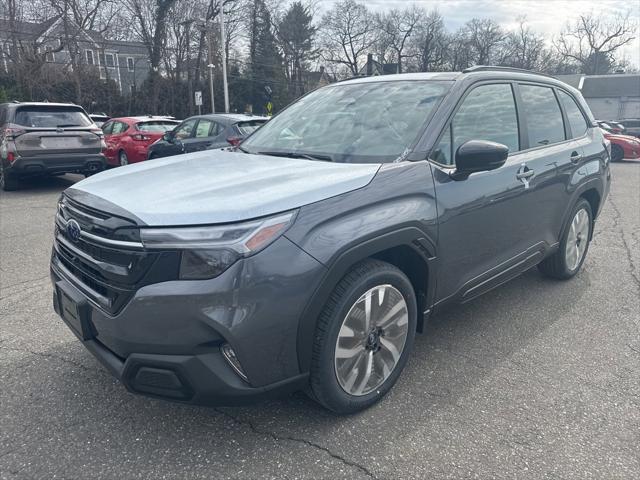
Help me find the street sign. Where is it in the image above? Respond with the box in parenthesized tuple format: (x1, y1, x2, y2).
(266, 101, 273, 116)
(195, 91, 203, 106)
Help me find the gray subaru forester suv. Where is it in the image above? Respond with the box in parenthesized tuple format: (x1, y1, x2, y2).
(51, 67, 610, 413)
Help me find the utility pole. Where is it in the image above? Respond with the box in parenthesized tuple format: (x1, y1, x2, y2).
(219, 0, 229, 113)
(207, 24, 216, 114)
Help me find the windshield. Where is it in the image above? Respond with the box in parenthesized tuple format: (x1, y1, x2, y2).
(15, 106, 92, 128)
(242, 80, 451, 163)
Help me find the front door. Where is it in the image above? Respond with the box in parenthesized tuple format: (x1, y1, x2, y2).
(431, 82, 543, 304)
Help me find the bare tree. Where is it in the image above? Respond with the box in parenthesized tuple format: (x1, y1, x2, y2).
(554, 11, 636, 74)
(408, 9, 448, 72)
(376, 5, 423, 73)
(462, 18, 504, 66)
(320, 0, 376, 76)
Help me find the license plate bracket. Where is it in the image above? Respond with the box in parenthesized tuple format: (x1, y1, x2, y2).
(55, 281, 95, 341)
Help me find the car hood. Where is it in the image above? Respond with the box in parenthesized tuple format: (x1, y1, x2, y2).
(68, 150, 380, 225)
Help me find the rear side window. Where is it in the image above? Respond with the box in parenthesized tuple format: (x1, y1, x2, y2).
(101, 122, 114, 134)
(195, 119, 214, 138)
(432, 83, 519, 165)
(14, 106, 92, 128)
(557, 90, 588, 138)
(236, 120, 266, 135)
(519, 85, 564, 147)
(111, 121, 128, 134)
(136, 121, 177, 133)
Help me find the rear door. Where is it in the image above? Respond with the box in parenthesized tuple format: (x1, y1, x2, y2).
(514, 83, 586, 247)
(12, 106, 101, 157)
(431, 82, 542, 303)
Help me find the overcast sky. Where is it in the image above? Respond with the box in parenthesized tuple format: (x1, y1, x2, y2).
(316, 0, 640, 68)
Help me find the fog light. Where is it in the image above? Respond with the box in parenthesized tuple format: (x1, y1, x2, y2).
(221, 343, 248, 382)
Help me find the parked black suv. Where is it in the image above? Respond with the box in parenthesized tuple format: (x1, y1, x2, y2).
(0, 102, 106, 191)
(50, 67, 610, 413)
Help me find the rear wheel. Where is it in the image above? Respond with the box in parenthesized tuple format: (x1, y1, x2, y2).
(308, 259, 417, 414)
(611, 144, 624, 162)
(0, 166, 19, 191)
(119, 150, 129, 166)
(538, 198, 592, 279)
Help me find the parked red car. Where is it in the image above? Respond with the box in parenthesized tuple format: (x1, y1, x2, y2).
(600, 128, 640, 162)
(101, 116, 180, 166)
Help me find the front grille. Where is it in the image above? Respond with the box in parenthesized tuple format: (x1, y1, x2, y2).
(52, 195, 180, 315)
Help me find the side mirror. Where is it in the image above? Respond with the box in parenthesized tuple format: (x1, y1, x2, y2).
(163, 132, 174, 143)
(452, 140, 509, 180)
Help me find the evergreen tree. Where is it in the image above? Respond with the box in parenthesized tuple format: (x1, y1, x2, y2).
(248, 0, 286, 114)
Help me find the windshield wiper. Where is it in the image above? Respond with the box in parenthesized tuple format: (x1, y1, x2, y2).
(56, 124, 81, 128)
(257, 150, 334, 162)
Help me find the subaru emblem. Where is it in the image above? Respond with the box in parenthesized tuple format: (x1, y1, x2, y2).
(66, 219, 82, 243)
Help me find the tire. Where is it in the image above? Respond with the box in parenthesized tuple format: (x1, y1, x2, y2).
(611, 144, 624, 162)
(119, 150, 129, 166)
(0, 166, 19, 191)
(538, 198, 593, 280)
(308, 259, 417, 414)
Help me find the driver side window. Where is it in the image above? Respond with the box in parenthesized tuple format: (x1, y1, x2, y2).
(174, 119, 196, 140)
(432, 83, 520, 166)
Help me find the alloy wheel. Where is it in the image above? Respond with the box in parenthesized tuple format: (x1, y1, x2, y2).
(119, 152, 128, 166)
(334, 284, 409, 396)
(565, 208, 590, 271)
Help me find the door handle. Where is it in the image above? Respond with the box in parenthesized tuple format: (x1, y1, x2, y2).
(570, 152, 583, 164)
(516, 169, 534, 180)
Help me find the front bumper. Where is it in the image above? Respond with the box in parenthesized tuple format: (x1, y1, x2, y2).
(9, 153, 106, 176)
(50, 236, 325, 405)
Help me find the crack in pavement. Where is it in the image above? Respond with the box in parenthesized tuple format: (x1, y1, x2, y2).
(213, 408, 380, 479)
(0, 345, 97, 373)
(0, 282, 50, 302)
(607, 194, 640, 292)
(0, 274, 50, 291)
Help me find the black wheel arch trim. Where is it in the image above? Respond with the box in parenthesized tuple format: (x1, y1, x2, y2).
(560, 177, 603, 242)
(295, 226, 437, 374)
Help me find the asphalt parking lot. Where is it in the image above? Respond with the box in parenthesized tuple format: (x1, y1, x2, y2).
(1, 163, 639, 480)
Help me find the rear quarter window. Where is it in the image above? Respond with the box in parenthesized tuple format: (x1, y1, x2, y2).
(14, 106, 92, 128)
(136, 121, 179, 133)
(236, 120, 267, 135)
(557, 90, 588, 138)
(519, 84, 565, 147)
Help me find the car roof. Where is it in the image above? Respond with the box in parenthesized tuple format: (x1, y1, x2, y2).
(110, 116, 180, 123)
(188, 113, 269, 124)
(331, 67, 576, 92)
(1, 101, 84, 109)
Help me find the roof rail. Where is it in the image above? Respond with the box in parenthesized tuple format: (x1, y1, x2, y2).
(462, 65, 555, 78)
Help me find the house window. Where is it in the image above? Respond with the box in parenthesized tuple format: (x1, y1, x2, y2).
(86, 50, 94, 65)
(44, 46, 54, 62)
(127, 57, 134, 72)
(105, 53, 114, 68)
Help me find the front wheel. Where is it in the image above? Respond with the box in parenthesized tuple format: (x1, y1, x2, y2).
(308, 259, 417, 414)
(538, 198, 593, 279)
(119, 150, 129, 166)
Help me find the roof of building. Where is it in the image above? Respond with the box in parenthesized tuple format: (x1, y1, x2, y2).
(553, 74, 584, 89)
(580, 74, 640, 98)
(0, 16, 146, 53)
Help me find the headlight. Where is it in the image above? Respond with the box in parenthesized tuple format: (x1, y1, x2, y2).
(139, 211, 297, 279)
